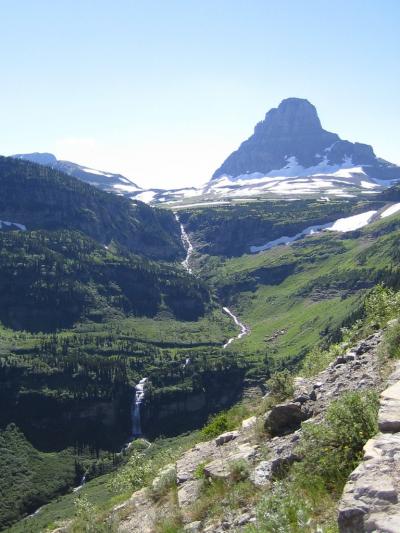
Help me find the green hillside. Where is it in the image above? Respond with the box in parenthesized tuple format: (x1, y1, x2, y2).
(0, 156, 183, 261)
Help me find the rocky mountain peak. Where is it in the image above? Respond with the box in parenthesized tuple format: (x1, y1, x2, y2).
(257, 97, 324, 137)
(211, 97, 391, 181)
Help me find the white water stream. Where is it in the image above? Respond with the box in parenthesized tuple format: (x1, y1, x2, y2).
(132, 377, 148, 437)
(175, 214, 194, 274)
(222, 306, 250, 348)
(175, 213, 249, 348)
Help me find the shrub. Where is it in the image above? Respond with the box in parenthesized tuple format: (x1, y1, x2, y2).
(201, 402, 253, 440)
(245, 481, 313, 533)
(247, 391, 379, 532)
(266, 369, 294, 401)
(151, 464, 177, 500)
(229, 459, 250, 482)
(71, 494, 115, 533)
(194, 461, 208, 480)
(380, 320, 400, 360)
(364, 284, 400, 328)
(201, 412, 234, 439)
(109, 450, 153, 494)
(154, 515, 184, 533)
(296, 390, 379, 493)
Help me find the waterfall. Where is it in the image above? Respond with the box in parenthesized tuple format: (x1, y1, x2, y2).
(72, 472, 87, 492)
(175, 214, 193, 274)
(132, 378, 147, 437)
(222, 306, 250, 348)
(175, 213, 250, 348)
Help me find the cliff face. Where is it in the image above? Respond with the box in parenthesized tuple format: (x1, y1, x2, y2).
(142, 368, 248, 437)
(212, 98, 400, 181)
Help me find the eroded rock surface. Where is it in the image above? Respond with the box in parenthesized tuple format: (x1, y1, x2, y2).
(338, 362, 400, 533)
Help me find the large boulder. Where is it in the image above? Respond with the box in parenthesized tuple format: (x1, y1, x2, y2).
(264, 402, 309, 436)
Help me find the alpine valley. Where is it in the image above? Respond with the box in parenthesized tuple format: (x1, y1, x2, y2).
(2, 98, 400, 533)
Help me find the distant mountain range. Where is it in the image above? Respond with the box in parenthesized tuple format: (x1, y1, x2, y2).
(12, 98, 400, 204)
(12, 152, 142, 196)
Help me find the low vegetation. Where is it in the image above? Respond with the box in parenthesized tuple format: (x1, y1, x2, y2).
(246, 391, 379, 532)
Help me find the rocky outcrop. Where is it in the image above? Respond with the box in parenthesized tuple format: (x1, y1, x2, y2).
(212, 97, 400, 181)
(251, 431, 301, 486)
(264, 402, 310, 436)
(338, 361, 400, 533)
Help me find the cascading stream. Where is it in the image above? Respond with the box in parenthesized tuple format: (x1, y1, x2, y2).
(132, 377, 147, 437)
(174, 213, 249, 348)
(222, 306, 250, 348)
(175, 213, 194, 274)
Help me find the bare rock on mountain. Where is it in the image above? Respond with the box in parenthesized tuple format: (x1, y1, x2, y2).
(212, 98, 400, 182)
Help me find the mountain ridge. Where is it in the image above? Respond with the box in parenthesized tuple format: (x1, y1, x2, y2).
(12, 152, 142, 195)
(212, 97, 396, 180)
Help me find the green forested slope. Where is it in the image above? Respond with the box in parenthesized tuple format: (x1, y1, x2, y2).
(0, 156, 183, 261)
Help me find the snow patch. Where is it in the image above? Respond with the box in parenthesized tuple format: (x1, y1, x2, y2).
(0, 220, 26, 231)
(250, 223, 332, 253)
(135, 191, 156, 204)
(328, 211, 377, 232)
(360, 180, 379, 189)
(250, 210, 377, 253)
(380, 203, 400, 219)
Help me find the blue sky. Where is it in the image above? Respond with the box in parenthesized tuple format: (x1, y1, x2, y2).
(1, 0, 399, 188)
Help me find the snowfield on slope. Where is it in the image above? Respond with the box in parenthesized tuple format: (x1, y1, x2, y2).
(0, 220, 26, 230)
(250, 210, 378, 253)
(381, 203, 400, 218)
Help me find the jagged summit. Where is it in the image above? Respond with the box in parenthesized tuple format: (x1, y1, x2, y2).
(256, 98, 326, 136)
(212, 97, 383, 180)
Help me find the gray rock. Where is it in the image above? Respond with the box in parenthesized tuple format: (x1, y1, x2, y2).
(215, 430, 239, 446)
(211, 98, 392, 182)
(251, 432, 300, 486)
(241, 416, 257, 431)
(338, 365, 400, 533)
(184, 521, 202, 532)
(264, 402, 309, 436)
(379, 381, 400, 433)
(178, 480, 203, 508)
(204, 443, 257, 480)
(176, 441, 215, 483)
(151, 463, 176, 494)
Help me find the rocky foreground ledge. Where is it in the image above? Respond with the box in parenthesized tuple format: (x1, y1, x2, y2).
(338, 361, 400, 533)
(110, 331, 384, 533)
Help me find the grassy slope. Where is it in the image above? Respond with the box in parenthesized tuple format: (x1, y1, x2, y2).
(202, 212, 400, 374)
